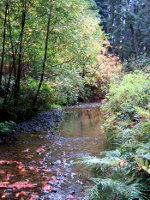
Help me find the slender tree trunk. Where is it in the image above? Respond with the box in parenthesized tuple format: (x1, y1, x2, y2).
(0, 2, 8, 90)
(130, 24, 139, 56)
(3, 65, 13, 104)
(126, 0, 139, 57)
(3, 10, 16, 104)
(14, 4, 26, 105)
(8, 9, 16, 79)
(33, 12, 51, 104)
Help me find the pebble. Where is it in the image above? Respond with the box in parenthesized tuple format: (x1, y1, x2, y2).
(0, 110, 64, 143)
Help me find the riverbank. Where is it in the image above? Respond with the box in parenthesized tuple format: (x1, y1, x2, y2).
(0, 102, 102, 143)
(0, 110, 64, 143)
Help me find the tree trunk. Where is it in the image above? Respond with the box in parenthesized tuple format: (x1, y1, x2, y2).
(14, 4, 26, 105)
(33, 12, 51, 104)
(0, 2, 8, 90)
(126, 0, 139, 57)
(3, 65, 13, 104)
(130, 24, 139, 57)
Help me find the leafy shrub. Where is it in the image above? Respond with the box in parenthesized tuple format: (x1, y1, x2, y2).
(54, 69, 83, 105)
(4, 77, 57, 120)
(123, 54, 150, 72)
(0, 121, 16, 135)
(83, 71, 150, 200)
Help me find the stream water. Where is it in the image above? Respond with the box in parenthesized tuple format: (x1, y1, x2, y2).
(0, 103, 106, 200)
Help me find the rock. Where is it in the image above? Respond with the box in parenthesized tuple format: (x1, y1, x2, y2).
(70, 191, 75, 195)
(6, 188, 12, 194)
(16, 110, 64, 136)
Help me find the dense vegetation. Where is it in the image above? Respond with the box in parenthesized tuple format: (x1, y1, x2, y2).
(80, 1, 150, 199)
(83, 71, 150, 199)
(0, 0, 121, 122)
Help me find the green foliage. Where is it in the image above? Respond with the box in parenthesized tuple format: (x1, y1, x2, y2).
(83, 71, 150, 200)
(0, 0, 114, 120)
(0, 121, 16, 135)
(123, 54, 150, 72)
(106, 71, 149, 115)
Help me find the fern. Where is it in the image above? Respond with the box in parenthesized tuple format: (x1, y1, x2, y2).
(82, 72, 150, 200)
(85, 178, 147, 200)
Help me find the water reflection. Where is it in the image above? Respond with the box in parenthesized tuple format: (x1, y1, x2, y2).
(61, 107, 102, 139)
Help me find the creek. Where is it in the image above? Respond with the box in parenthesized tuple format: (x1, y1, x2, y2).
(0, 103, 106, 200)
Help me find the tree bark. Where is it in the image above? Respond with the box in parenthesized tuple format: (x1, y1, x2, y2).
(33, 12, 51, 104)
(14, 3, 26, 105)
(126, 0, 139, 57)
(3, 10, 16, 104)
(0, 2, 8, 90)
(130, 24, 139, 57)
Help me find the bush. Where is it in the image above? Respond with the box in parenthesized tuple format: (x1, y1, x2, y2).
(82, 71, 150, 200)
(0, 121, 16, 136)
(123, 54, 150, 72)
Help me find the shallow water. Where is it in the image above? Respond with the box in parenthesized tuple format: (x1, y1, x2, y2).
(0, 103, 106, 200)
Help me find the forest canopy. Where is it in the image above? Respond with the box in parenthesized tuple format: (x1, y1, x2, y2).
(0, 0, 120, 121)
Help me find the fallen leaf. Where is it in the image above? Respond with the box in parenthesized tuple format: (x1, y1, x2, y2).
(4, 172, 11, 181)
(42, 168, 50, 173)
(50, 176, 59, 183)
(66, 194, 76, 199)
(1, 192, 8, 198)
(0, 170, 5, 174)
(22, 148, 29, 153)
(39, 161, 43, 165)
(0, 160, 12, 165)
(28, 166, 39, 172)
(16, 163, 25, 170)
(0, 182, 9, 188)
(36, 146, 45, 153)
(19, 168, 28, 175)
(42, 185, 55, 192)
(28, 166, 34, 170)
(9, 181, 35, 190)
(16, 191, 28, 198)
(25, 155, 33, 159)
(28, 194, 39, 200)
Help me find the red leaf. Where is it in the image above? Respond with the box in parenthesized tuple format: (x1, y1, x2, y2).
(28, 194, 38, 200)
(19, 168, 28, 175)
(17, 164, 25, 170)
(0, 182, 9, 188)
(0, 170, 5, 174)
(36, 146, 45, 153)
(42, 185, 55, 192)
(28, 166, 34, 170)
(39, 161, 43, 165)
(1, 192, 8, 199)
(9, 181, 35, 190)
(4, 172, 11, 181)
(50, 176, 59, 183)
(16, 191, 28, 198)
(0, 160, 12, 165)
(22, 148, 29, 153)
(28, 166, 39, 172)
(66, 194, 76, 199)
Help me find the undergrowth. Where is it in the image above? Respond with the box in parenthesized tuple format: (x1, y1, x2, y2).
(82, 71, 150, 200)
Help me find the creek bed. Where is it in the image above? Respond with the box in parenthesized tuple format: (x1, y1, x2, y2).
(0, 103, 106, 200)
